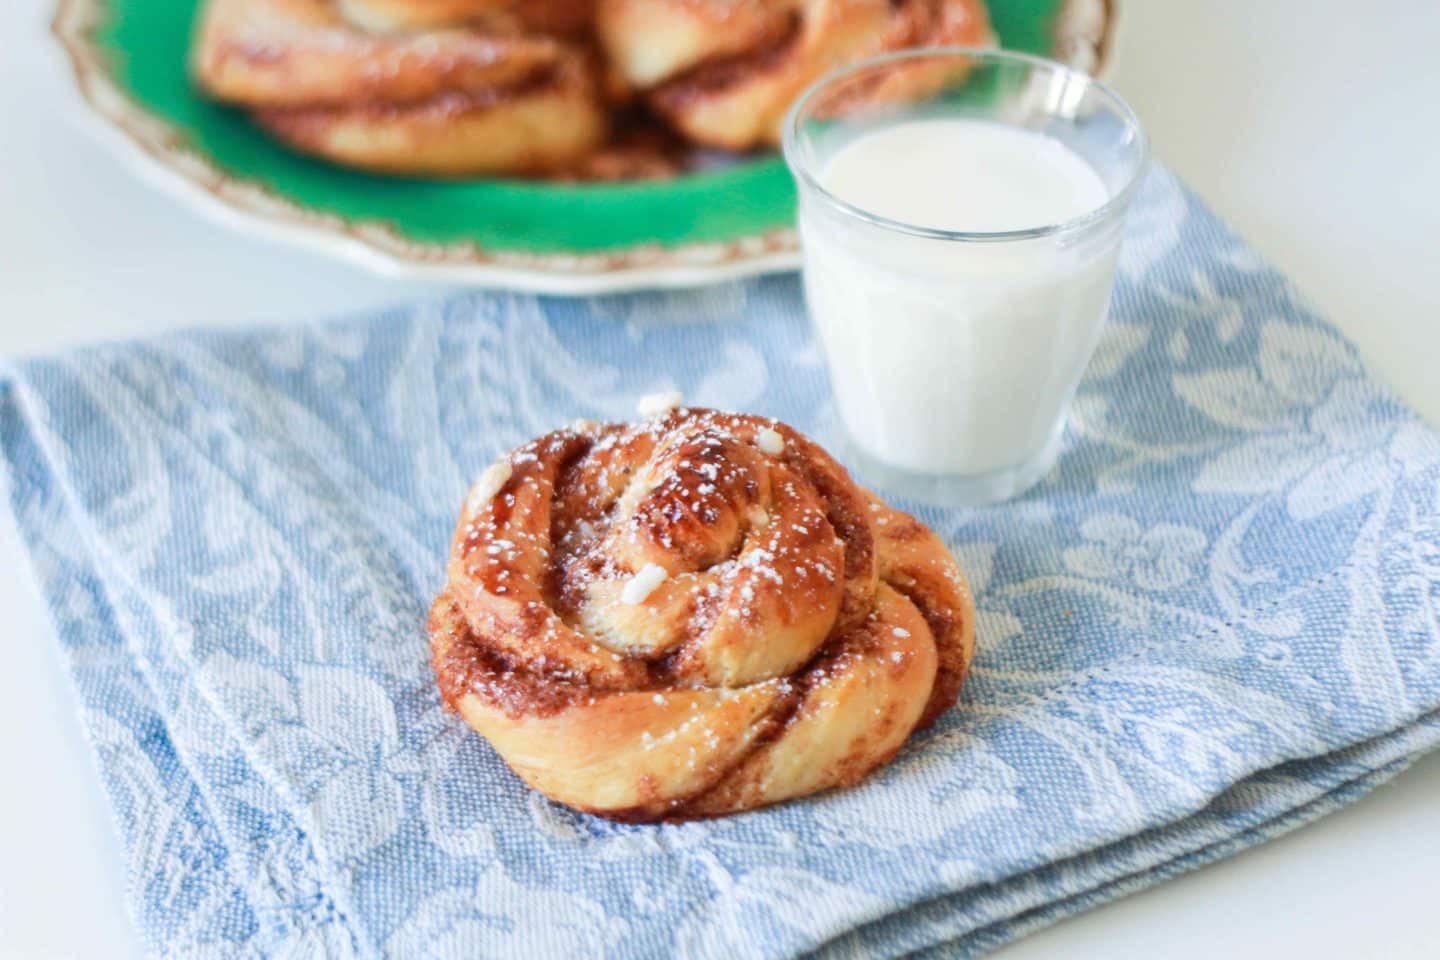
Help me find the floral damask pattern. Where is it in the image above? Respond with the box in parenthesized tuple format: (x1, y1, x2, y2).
(1064, 514, 1209, 590)
(3, 167, 1440, 958)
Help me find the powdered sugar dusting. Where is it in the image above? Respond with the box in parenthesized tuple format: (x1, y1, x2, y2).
(465, 460, 512, 515)
(620, 563, 669, 605)
(756, 427, 785, 455)
(637, 391, 683, 418)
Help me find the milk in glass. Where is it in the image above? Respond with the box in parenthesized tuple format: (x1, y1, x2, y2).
(801, 118, 1119, 478)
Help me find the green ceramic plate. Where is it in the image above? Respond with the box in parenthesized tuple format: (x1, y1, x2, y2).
(53, 0, 1115, 292)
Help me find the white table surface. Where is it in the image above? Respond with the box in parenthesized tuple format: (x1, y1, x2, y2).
(2, 0, 1438, 957)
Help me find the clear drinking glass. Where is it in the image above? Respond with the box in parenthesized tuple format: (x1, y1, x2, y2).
(783, 48, 1148, 506)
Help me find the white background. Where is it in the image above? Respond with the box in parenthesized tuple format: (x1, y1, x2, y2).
(2, 1, 1438, 957)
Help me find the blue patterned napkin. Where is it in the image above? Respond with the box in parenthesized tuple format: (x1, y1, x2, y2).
(5, 168, 1440, 959)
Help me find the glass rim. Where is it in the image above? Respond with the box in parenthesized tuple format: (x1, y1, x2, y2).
(781, 46, 1150, 243)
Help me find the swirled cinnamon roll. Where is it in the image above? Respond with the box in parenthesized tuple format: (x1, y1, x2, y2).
(596, 0, 995, 150)
(192, 0, 606, 175)
(430, 408, 975, 820)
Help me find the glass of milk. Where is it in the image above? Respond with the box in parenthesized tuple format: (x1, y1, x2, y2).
(783, 48, 1148, 506)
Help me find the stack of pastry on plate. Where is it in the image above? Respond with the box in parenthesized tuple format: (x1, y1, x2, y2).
(191, 0, 994, 178)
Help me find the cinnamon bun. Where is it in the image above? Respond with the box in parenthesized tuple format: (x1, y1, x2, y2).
(430, 408, 976, 820)
(596, 0, 995, 150)
(192, 0, 606, 175)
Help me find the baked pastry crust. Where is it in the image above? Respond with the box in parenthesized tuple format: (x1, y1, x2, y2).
(336, 0, 593, 34)
(192, 0, 606, 175)
(430, 409, 975, 820)
(251, 56, 606, 176)
(598, 0, 995, 150)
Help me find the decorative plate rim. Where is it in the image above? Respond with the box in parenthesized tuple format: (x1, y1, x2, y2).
(51, 0, 1117, 294)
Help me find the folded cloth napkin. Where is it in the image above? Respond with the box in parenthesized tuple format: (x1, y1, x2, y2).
(5, 167, 1440, 959)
